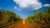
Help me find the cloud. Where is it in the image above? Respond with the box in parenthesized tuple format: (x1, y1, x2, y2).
(32, 2, 42, 10)
(43, 4, 50, 7)
(13, 0, 42, 10)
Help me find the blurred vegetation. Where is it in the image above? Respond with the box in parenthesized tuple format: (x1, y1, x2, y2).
(0, 7, 50, 28)
(27, 7, 49, 28)
(48, 7, 50, 28)
(0, 9, 21, 28)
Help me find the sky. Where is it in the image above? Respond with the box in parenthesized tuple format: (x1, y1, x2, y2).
(0, 0, 50, 17)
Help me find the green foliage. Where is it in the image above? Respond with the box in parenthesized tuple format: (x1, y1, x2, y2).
(0, 9, 21, 27)
(48, 7, 50, 13)
(48, 7, 50, 28)
(27, 7, 48, 25)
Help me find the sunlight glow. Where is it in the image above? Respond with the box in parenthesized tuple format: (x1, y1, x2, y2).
(20, 16, 27, 24)
(23, 19, 25, 24)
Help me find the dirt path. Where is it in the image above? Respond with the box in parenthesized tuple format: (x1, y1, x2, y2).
(14, 20, 32, 28)
(8, 20, 40, 28)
